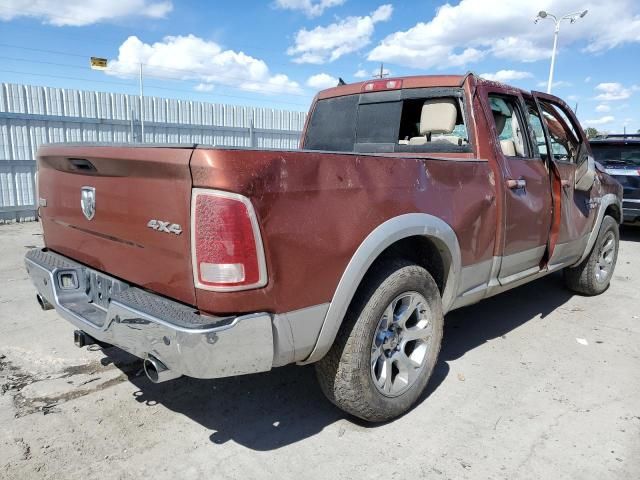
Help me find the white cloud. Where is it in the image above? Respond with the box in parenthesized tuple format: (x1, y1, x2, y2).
(594, 82, 632, 101)
(273, 0, 344, 17)
(536, 80, 572, 88)
(306, 73, 339, 89)
(0, 0, 172, 26)
(287, 4, 393, 64)
(595, 104, 611, 113)
(353, 69, 369, 78)
(585, 76, 592, 83)
(584, 115, 615, 126)
(194, 83, 214, 92)
(106, 35, 302, 96)
(368, 0, 640, 69)
(480, 70, 532, 82)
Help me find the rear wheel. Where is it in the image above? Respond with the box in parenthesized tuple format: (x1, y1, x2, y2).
(564, 215, 619, 295)
(315, 259, 443, 422)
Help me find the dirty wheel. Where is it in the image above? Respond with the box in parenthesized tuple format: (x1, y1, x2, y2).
(564, 215, 619, 295)
(315, 259, 443, 422)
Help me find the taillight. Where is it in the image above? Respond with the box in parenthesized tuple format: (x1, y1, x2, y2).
(361, 79, 403, 92)
(191, 188, 267, 291)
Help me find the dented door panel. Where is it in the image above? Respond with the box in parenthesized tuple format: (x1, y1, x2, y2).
(190, 148, 497, 315)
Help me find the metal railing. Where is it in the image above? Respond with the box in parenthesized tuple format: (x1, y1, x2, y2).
(0, 82, 306, 222)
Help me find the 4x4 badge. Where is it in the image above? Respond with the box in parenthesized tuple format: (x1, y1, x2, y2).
(147, 219, 183, 235)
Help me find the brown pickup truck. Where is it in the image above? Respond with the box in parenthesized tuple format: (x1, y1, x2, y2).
(26, 74, 622, 421)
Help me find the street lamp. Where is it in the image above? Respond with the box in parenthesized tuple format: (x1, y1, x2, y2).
(534, 9, 588, 94)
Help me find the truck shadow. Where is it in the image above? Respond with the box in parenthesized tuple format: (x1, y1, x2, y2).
(114, 272, 573, 451)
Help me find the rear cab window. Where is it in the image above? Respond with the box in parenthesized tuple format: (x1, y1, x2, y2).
(304, 87, 471, 154)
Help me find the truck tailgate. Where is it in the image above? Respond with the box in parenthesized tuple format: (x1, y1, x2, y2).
(37, 145, 196, 306)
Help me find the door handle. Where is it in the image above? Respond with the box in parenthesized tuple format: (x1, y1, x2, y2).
(506, 178, 526, 189)
(561, 179, 571, 189)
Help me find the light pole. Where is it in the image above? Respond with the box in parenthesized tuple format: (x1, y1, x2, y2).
(91, 57, 145, 143)
(534, 9, 588, 94)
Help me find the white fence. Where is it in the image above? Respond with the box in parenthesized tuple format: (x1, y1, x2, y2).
(0, 83, 306, 222)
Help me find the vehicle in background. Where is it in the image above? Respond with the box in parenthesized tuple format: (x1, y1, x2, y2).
(25, 74, 622, 422)
(590, 134, 640, 224)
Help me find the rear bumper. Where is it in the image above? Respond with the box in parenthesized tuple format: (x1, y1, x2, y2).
(24, 249, 274, 379)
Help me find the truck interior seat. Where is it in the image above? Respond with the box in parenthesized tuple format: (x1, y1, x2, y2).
(493, 108, 525, 157)
(500, 139, 517, 156)
(511, 114, 526, 156)
(408, 99, 461, 146)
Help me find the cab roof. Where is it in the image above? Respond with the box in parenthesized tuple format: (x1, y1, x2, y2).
(315, 73, 536, 101)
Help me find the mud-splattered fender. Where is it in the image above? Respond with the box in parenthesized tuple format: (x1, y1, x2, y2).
(300, 213, 461, 364)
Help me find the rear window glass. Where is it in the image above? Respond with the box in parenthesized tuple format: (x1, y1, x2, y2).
(303, 95, 358, 151)
(591, 143, 640, 167)
(355, 101, 402, 144)
(304, 90, 470, 154)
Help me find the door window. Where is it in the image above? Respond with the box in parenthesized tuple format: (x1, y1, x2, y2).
(488, 95, 527, 158)
(539, 102, 580, 163)
(525, 102, 547, 160)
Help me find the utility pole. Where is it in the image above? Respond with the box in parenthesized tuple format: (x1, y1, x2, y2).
(374, 63, 389, 79)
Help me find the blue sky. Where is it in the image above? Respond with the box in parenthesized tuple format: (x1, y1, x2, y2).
(0, 0, 639, 132)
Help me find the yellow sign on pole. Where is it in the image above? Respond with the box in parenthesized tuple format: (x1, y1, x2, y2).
(90, 57, 108, 70)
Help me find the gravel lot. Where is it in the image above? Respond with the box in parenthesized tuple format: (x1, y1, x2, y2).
(1, 221, 639, 480)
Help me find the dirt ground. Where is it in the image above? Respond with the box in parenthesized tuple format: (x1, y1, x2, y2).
(0, 221, 639, 480)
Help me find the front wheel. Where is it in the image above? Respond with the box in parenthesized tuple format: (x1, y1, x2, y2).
(564, 215, 619, 295)
(315, 259, 443, 422)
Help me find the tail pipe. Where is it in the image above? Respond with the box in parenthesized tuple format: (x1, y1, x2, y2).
(36, 293, 53, 311)
(143, 355, 181, 383)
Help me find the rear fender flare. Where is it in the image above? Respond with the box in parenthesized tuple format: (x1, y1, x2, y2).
(573, 193, 621, 266)
(300, 213, 461, 364)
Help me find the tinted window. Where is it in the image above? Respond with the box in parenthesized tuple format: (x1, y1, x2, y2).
(304, 91, 470, 153)
(591, 143, 640, 167)
(304, 95, 358, 151)
(355, 101, 402, 144)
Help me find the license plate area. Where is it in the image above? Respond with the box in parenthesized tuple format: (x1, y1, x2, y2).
(53, 268, 129, 328)
(87, 271, 127, 311)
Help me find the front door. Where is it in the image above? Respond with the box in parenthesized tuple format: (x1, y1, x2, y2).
(532, 92, 597, 268)
(480, 89, 553, 284)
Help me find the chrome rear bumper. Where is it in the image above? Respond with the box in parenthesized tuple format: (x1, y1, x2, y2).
(24, 249, 274, 379)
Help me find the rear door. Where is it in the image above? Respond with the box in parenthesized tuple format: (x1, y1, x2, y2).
(37, 144, 196, 305)
(479, 87, 552, 284)
(532, 92, 597, 267)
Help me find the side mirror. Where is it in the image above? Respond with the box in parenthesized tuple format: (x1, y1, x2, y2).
(575, 143, 596, 191)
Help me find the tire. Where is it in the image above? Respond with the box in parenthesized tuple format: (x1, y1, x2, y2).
(564, 215, 619, 295)
(315, 259, 444, 422)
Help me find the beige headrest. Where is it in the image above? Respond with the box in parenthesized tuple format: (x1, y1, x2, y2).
(500, 139, 516, 157)
(420, 99, 457, 135)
